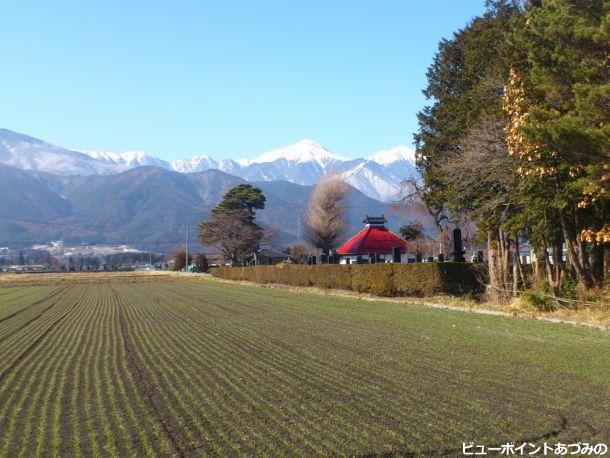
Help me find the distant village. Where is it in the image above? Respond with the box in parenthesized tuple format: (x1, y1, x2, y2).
(1, 213, 541, 275)
(0, 241, 160, 273)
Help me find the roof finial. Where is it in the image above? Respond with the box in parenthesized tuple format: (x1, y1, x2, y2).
(363, 215, 386, 226)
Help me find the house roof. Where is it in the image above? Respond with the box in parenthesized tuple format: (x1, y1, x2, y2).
(336, 225, 408, 255)
(258, 248, 287, 258)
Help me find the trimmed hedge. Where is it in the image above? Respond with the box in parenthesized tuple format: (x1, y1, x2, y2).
(212, 263, 487, 297)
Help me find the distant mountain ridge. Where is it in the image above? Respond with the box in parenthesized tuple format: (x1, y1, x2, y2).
(0, 129, 419, 201)
(0, 163, 434, 250)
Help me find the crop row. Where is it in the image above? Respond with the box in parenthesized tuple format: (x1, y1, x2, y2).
(0, 286, 58, 321)
(112, 281, 609, 454)
(0, 280, 607, 456)
(0, 285, 173, 457)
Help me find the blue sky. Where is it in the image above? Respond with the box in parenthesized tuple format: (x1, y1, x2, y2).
(1, 1, 486, 160)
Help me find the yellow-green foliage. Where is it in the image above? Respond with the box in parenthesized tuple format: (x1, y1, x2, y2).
(212, 263, 487, 297)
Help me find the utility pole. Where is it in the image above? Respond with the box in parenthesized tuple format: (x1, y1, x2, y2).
(185, 224, 189, 273)
(297, 219, 301, 243)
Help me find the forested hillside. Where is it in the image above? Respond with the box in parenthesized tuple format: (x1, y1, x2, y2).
(0, 164, 428, 249)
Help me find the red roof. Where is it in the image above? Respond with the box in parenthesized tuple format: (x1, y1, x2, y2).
(337, 225, 408, 255)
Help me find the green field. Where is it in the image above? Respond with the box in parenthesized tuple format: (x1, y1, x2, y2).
(0, 277, 608, 456)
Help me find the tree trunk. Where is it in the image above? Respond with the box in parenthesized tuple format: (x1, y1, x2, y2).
(590, 243, 604, 286)
(552, 243, 563, 293)
(541, 235, 561, 295)
(513, 234, 526, 291)
(512, 237, 520, 295)
(559, 210, 593, 289)
(575, 212, 591, 273)
(530, 244, 545, 287)
(487, 231, 503, 303)
(499, 231, 513, 297)
(532, 248, 540, 283)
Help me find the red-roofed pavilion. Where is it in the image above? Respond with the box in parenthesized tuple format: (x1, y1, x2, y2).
(337, 216, 409, 264)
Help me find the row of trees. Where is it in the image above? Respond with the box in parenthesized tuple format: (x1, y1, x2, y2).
(415, 0, 608, 300)
(197, 175, 352, 266)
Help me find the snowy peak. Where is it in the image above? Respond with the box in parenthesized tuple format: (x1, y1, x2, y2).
(170, 156, 241, 174)
(86, 151, 123, 163)
(248, 139, 348, 166)
(170, 155, 216, 173)
(367, 146, 416, 166)
(84, 150, 170, 169)
(0, 128, 420, 202)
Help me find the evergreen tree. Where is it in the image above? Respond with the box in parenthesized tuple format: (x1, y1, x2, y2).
(414, 0, 523, 300)
(194, 253, 209, 273)
(213, 184, 266, 226)
(505, 0, 609, 288)
(415, 0, 520, 217)
(415, 0, 608, 297)
(199, 185, 266, 266)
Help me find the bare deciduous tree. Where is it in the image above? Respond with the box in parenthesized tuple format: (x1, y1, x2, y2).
(284, 243, 310, 264)
(304, 174, 349, 252)
(437, 115, 522, 302)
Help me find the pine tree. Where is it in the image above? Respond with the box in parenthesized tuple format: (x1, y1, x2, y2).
(199, 185, 266, 265)
(214, 184, 266, 226)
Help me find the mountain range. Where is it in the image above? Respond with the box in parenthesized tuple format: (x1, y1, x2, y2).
(0, 163, 433, 250)
(0, 128, 431, 251)
(0, 129, 418, 202)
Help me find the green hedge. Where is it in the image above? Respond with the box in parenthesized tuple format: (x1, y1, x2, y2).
(212, 263, 487, 297)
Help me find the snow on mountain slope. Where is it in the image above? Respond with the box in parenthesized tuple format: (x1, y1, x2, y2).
(337, 146, 419, 201)
(247, 139, 348, 166)
(170, 156, 241, 174)
(0, 129, 118, 176)
(226, 140, 417, 199)
(170, 155, 216, 173)
(340, 160, 403, 202)
(0, 129, 420, 201)
(86, 150, 170, 170)
(367, 145, 416, 165)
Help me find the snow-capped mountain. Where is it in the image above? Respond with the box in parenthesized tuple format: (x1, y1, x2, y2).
(246, 139, 348, 166)
(0, 128, 419, 201)
(169, 139, 418, 200)
(236, 140, 349, 186)
(367, 145, 416, 166)
(85, 150, 171, 170)
(0, 129, 118, 176)
(170, 156, 242, 175)
(170, 140, 346, 180)
(341, 160, 404, 202)
(355, 146, 419, 201)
